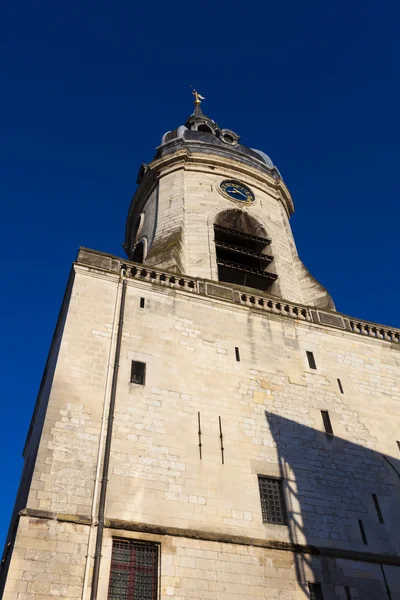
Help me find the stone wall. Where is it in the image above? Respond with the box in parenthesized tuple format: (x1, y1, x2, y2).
(3, 515, 87, 600)
(2, 260, 400, 599)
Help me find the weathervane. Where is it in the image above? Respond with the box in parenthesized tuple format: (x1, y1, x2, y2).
(190, 86, 205, 108)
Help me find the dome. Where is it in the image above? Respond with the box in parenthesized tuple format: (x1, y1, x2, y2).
(161, 126, 187, 145)
(157, 106, 280, 180)
(250, 148, 274, 168)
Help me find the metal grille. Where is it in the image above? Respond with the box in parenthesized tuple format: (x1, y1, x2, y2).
(258, 476, 287, 525)
(108, 539, 158, 600)
(308, 583, 323, 600)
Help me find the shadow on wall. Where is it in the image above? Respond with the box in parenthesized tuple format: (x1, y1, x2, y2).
(265, 412, 400, 600)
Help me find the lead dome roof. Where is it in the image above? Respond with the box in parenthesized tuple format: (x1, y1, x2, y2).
(155, 106, 280, 178)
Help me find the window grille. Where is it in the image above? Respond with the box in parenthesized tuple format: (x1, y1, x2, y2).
(308, 583, 323, 599)
(258, 476, 287, 525)
(130, 361, 146, 385)
(108, 539, 158, 600)
(306, 351, 317, 369)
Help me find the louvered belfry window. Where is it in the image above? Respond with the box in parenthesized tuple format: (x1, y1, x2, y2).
(214, 224, 277, 292)
(108, 539, 158, 600)
(258, 476, 287, 525)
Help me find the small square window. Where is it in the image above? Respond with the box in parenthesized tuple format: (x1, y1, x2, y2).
(306, 351, 317, 369)
(308, 583, 323, 600)
(108, 539, 158, 600)
(130, 361, 146, 385)
(258, 476, 287, 525)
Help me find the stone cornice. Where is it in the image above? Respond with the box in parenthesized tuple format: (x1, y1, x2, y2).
(124, 148, 294, 252)
(76, 248, 400, 346)
(149, 148, 294, 216)
(19, 508, 400, 567)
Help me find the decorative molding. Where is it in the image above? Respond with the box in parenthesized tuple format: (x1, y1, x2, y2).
(75, 248, 400, 345)
(19, 509, 400, 567)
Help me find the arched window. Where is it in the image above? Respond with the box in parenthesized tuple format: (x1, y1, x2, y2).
(198, 124, 213, 134)
(132, 239, 145, 264)
(214, 210, 277, 293)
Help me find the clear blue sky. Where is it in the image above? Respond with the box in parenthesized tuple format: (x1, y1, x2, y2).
(1, 1, 399, 548)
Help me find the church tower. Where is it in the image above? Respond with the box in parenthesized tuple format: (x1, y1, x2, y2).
(2, 94, 400, 600)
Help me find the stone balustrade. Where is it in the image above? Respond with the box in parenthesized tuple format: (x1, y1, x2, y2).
(130, 265, 197, 291)
(127, 265, 400, 343)
(349, 321, 400, 343)
(77, 250, 400, 346)
(239, 293, 311, 321)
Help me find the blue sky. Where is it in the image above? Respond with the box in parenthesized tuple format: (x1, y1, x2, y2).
(1, 0, 399, 547)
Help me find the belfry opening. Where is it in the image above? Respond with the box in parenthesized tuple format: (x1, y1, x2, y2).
(214, 209, 277, 293)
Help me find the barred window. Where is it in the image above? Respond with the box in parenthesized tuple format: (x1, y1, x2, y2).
(308, 582, 323, 599)
(108, 539, 158, 600)
(258, 476, 287, 525)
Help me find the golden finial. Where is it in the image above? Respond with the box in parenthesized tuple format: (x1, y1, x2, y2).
(190, 85, 205, 107)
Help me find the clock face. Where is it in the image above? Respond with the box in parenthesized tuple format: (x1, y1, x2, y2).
(219, 180, 255, 204)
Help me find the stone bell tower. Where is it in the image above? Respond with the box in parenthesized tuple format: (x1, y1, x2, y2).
(2, 94, 400, 600)
(124, 93, 334, 309)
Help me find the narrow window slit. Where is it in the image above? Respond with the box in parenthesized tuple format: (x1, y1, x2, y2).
(130, 361, 146, 385)
(306, 351, 317, 369)
(321, 410, 333, 435)
(308, 583, 323, 600)
(219, 416, 224, 465)
(198, 412, 202, 460)
(358, 519, 368, 545)
(372, 493, 384, 523)
(397, 441, 400, 451)
(344, 587, 352, 600)
(140, 297, 145, 308)
(235, 346, 240, 362)
(337, 378, 344, 393)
